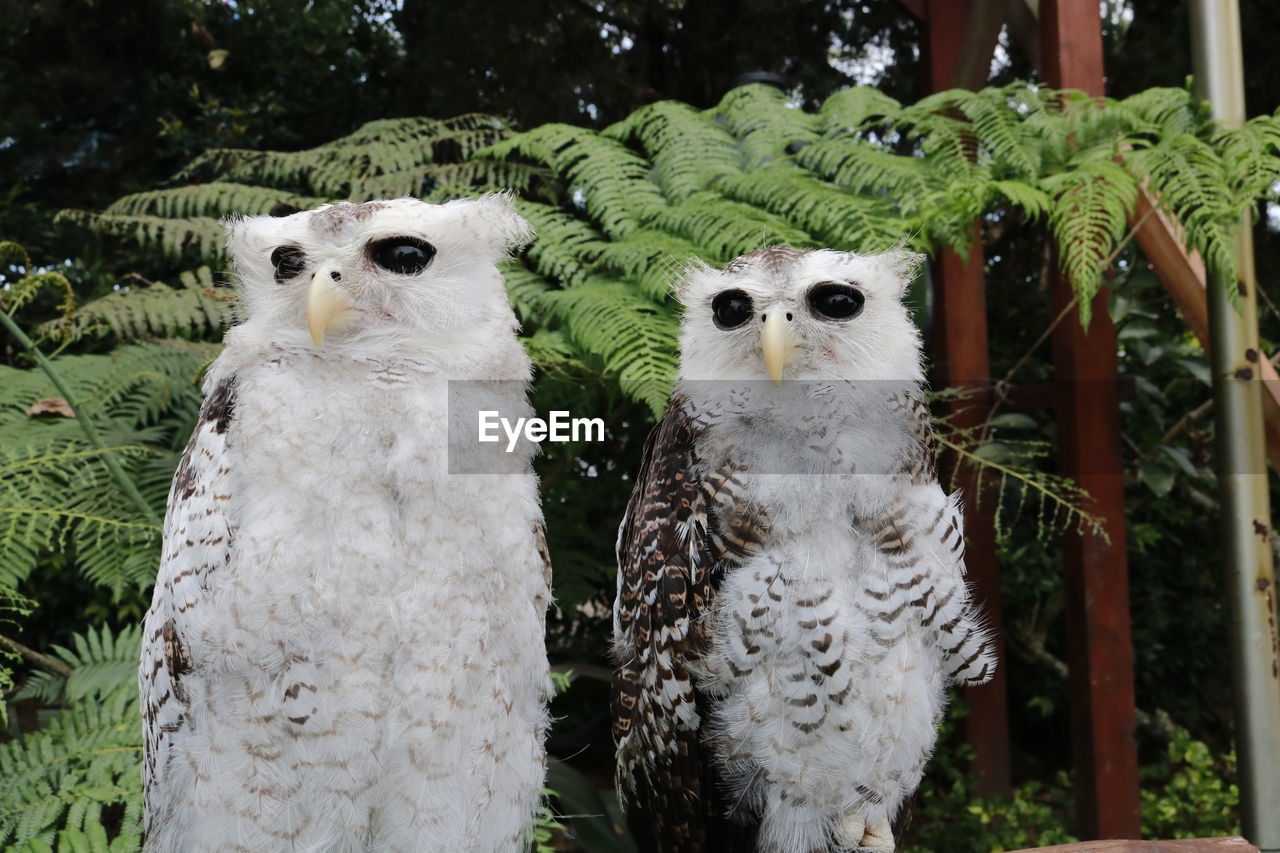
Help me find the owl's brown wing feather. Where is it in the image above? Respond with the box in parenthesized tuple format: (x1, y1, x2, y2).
(139, 376, 238, 829)
(612, 400, 753, 853)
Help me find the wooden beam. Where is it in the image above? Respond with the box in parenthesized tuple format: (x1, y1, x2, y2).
(897, 0, 928, 23)
(923, 0, 1013, 797)
(1013, 838, 1260, 853)
(1130, 185, 1280, 471)
(954, 0, 1009, 90)
(931, 235, 1013, 797)
(1041, 0, 1143, 841)
(1006, 0, 1043, 74)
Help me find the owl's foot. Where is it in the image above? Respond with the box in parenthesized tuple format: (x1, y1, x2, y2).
(834, 811, 894, 853)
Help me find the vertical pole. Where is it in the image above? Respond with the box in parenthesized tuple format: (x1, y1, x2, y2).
(1040, 0, 1143, 839)
(1189, 3, 1280, 849)
(923, 0, 1013, 797)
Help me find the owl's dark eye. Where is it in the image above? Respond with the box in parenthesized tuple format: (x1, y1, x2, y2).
(369, 236, 436, 275)
(807, 282, 865, 321)
(270, 245, 307, 284)
(711, 289, 754, 330)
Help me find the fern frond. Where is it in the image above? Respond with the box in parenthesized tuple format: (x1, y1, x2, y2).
(54, 211, 226, 267)
(605, 101, 744, 202)
(816, 87, 903, 136)
(1042, 156, 1139, 324)
(13, 624, 143, 704)
(588, 230, 703, 301)
(502, 263, 555, 326)
(174, 116, 511, 199)
(482, 124, 667, 237)
(0, 685, 142, 849)
(986, 180, 1054, 221)
(104, 183, 327, 219)
(38, 267, 233, 344)
(1215, 113, 1280, 209)
(539, 280, 678, 416)
(648, 193, 817, 262)
(913, 88, 1042, 179)
(515, 201, 605, 288)
(0, 343, 202, 595)
(1115, 86, 1208, 138)
(712, 168, 915, 253)
(792, 142, 937, 212)
(711, 84, 818, 168)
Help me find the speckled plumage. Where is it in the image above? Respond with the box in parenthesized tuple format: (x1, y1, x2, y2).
(140, 196, 551, 852)
(612, 247, 995, 853)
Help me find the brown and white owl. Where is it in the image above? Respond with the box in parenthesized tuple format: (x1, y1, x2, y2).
(139, 195, 552, 852)
(612, 246, 995, 853)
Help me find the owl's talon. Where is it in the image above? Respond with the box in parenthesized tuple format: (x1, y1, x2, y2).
(833, 810, 866, 848)
(860, 816, 895, 853)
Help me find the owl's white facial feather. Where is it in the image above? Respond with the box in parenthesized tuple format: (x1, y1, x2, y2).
(224, 194, 533, 355)
(676, 246, 924, 383)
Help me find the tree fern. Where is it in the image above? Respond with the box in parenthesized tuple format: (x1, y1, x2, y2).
(648, 192, 817, 262)
(60, 82, 1280, 411)
(54, 211, 227, 268)
(815, 87, 903, 136)
(604, 101, 745, 202)
(712, 168, 915, 253)
(1042, 156, 1139, 326)
(15, 624, 143, 705)
(0, 343, 205, 595)
(711, 84, 818, 168)
(103, 183, 327, 221)
(538, 280, 679, 417)
(0, 685, 142, 851)
(12, 79, 1278, 851)
(482, 124, 667, 237)
(38, 268, 233, 345)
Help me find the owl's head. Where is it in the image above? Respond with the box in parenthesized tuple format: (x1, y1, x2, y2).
(676, 246, 924, 383)
(225, 194, 533, 349)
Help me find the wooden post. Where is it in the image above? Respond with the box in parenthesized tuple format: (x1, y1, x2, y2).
(1013, 839, 1260, 853)
(922, 0, 1013, 797)
(1040, 0, 1143, 839)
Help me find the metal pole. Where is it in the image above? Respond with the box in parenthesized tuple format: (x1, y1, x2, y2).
(1189, 2, 1280, 849)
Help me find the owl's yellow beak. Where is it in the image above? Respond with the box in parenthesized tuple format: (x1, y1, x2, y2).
(307, 267, 352, 347)
(761, 312, 798, 386)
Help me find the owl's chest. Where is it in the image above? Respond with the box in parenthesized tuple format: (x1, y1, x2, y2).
(234, 357, 448, 488)
(698, 419, 909, 545)
(209, 362, 451, 634)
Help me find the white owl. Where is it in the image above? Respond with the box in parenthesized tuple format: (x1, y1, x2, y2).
(139, 195, 552, 852)
(612, 247, 996, 853)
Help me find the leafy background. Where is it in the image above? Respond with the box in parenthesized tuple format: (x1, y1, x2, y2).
(2, 1, 1278, 850)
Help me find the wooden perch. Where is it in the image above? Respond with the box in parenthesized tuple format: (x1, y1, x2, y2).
(1130, 185, 1280, 472)
(1012, 839, 1258, 852)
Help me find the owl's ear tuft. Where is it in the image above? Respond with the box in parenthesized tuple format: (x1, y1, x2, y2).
(449, 192, 535, 258)
(673, 259, 716, 306)
(873, 246, 925, 297)
(221, 215, 257, 268)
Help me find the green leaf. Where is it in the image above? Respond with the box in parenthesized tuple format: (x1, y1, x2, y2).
(1141, 458, 1176, 496)
(988, 412, 1039, 430)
